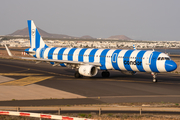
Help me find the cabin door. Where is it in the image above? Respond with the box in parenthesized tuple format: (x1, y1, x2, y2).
(146, 53, 153, 65)
(112, 53, 117, 63)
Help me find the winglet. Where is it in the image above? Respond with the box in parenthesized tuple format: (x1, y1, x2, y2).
(5, 44, 13, 57)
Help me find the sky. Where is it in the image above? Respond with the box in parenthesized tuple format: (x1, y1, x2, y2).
(0, 0, 180, 41)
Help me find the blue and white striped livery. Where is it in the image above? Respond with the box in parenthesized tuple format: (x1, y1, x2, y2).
(24, 20, 177, 82)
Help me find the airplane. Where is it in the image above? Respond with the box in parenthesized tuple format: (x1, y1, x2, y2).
(5, 20, 177, 83)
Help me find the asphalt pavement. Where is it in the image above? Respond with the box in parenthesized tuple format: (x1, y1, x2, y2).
(0, 58, 180, 106)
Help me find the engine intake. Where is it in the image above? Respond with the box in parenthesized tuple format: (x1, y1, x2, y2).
(79, 65, 98, 77)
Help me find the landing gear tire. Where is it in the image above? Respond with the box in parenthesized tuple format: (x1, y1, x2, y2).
(151, 72, 157, 83)
(75, 71, 82, 78)
(102, 71, 110, 78)
(153, 78, 157, 83)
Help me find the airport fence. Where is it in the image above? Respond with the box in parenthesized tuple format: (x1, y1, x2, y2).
(0, 106, 180, 116)
(0, 110, 95, 120)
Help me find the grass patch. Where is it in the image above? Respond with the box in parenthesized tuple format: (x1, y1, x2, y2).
(107, 113, 113, 117)
(175, 103, 179, 106)
(88, 114, 92, 118)
(161, 101, 165, 104)
(78, 113, 86, 117)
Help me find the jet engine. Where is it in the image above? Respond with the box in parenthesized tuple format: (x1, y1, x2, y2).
(121, 71, 136, 75)
(79, 64, 98, 77)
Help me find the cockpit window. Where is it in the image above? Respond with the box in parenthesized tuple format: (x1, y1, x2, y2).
(165, 57, 170, 60)
(157, 57, 170, 60)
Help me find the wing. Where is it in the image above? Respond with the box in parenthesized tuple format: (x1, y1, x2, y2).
(5, 44, 101, 67)
(21, 57, 101, 67)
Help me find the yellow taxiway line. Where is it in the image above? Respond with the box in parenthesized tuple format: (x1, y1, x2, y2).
(0, 73, 43, 76)
(0, 76, 53, 86)
(0, 63, 73, 77)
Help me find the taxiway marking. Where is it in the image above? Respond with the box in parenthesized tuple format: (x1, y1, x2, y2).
(0, 73, 43, 76)
(0, 63, 73, 77)
(62, 78, 180, 85)
(0, 76, 53, 86)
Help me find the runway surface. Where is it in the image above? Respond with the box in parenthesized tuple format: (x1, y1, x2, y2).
(0, 58, 180, 106)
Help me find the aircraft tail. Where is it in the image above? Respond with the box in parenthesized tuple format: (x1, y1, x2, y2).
(27, 20, 48, 48)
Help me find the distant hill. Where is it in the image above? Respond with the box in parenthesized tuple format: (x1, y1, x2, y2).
(80, 35, 94, 39)
(8, 27, 76, 39)
(108, 35, 131, 40)
(8, 27, 132, 40)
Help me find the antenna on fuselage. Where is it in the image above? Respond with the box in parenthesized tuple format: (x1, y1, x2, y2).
(152, 45, 155, 51)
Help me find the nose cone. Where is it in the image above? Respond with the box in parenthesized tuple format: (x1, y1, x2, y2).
(165, 60, 177, 72)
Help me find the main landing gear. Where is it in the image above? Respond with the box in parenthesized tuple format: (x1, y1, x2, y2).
(151, 72, 157, 83)
(102, 71, 110, 78)
(74, 71, 83, 78)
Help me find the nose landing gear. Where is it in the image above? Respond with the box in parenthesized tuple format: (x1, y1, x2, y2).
(151, 72, 157, 83)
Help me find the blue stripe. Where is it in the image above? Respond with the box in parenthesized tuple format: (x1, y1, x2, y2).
(100, 49, 110, 70)
(149, 51, 161, 72)
(78, 48, 88, 62)
(33, 48, 37, 58)
(112, 49, 121, 70)
(123, 50, 134, 71)
(25, 48, 30, 54)
(89, 49, 98, 62)
(48, 47, 57, 59)
(68, 48, 77, 61)
(35, 28, 40, 48)
(58, 48, 66, 67)
(27, 20, 31, 47)
(40, 48, 45, 58)
(48, 47, 57, 65)
(136, 51, 146, 72)
(44, 44, 48, 48)
(60, 63, 66, 67)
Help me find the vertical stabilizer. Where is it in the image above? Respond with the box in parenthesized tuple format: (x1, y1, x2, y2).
(27, 20, 48, 48)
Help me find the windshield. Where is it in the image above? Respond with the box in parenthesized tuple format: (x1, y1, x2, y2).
(157, 57, 171, 60)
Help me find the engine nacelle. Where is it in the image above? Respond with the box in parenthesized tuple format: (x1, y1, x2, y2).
(121, 71, 136, 75)
(79, 64, 98, 77)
